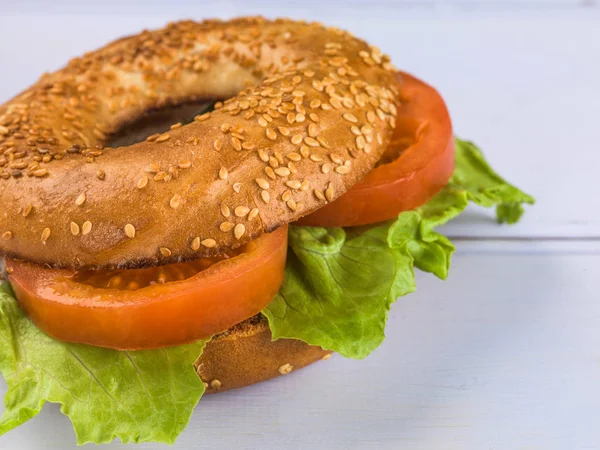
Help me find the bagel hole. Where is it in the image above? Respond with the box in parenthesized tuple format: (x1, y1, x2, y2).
(107, 101, 217, 148)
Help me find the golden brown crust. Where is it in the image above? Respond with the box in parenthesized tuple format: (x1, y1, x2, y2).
(0, 17, 399, 269)
(196, 315, 331, 393)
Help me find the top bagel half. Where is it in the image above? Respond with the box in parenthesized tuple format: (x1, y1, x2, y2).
(0, 17, 399, 269)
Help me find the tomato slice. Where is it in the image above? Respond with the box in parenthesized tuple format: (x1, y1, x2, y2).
(298, 72, 455, 227)
(6, 226, 288, 350)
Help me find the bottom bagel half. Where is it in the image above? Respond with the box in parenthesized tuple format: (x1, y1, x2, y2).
(197, 314, 331, 393)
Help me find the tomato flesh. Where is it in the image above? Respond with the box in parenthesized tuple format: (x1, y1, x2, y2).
(6, 226, 288, 350)
(298, 72, 455, 227)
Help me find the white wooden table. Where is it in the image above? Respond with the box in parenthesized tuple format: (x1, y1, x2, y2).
(1, 2, 599, 449)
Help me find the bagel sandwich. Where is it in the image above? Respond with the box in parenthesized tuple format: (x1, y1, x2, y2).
(0, 17, 534, 445)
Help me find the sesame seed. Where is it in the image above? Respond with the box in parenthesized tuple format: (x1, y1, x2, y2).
(155, 133, 170, 143)
(170, 194, 182, 209)
(33, 168, 48, 177)
(233, 182, 242, 193)
(213, 139, 223, 151)
(2, 231, 12, 240)
(309, 113, 320, 123)
(310, 154, 323, 162)
(367, 111, 376, 123)
(291, 134, 303, 145)
(248, 208, 259, 220)
(75, 192, 86, 206)
(310, 99, 321, 109)
(124, 223, 136, 238)
(266, 128, 277, 141)
(361, 125, 373, 135)
(69, 222, 80, 236)
(201, 238, 216, 248)
(325, 182, 335, 201)
(343, 113, 358, 123)
(300, 180, 310, 191)
(137, 175, 149, 189)
(23, 204, 33, 217)
(178, 161, 192, 169)
(321, 353, 333, 360)
(278, 363, 293, 375)
(82, 221, 92, 236)
(96, 169, 106, 180)
(277, 126, 291, 136)
(170, 122, 182, 130)
(218, 167, 228, 180)
(195, 112, 211, 122)
(296, 113, 306, 123)
(231, 137, 242, 151)
(314, 189, 326, 201)
(287, 199, 297, 211)
(255, 178, 270, 189)
(269, 156, 279, 168)
(145, 163, 160, 173)
(258, 117, 268, 127)
(210, 379, 222, 390)
(308, 124, 320, 137)
(234, 224, 245, 240)
(330, 98, 342, 109)
(242, 142, 255, 150)
(281, 190, 292, 202)
(41, 227, 51, 243)
(304, 137, 320, 147)
(300, 146, 310, 158)
(220, 203, 231, 218)
(160, 247, 172, 257)
(274, 167, 291, 177)
(356, 135, 366, 150)
(287, 152, 301, 162)
(191, 237, 201, 251)
(258, 149, 269, 162)
(286, 113, 295, 124)
(335, 165, 351, 174)
(286, 180, 302, 190)
(265, 166, 276, 180)
(321, 163, 331, 174)
(235, 206, 250, 217)
(220, 221, 235, 232)
(261, 190, 270, 203)
(330, 153, 342, 164)
(146, 164, 160, 173)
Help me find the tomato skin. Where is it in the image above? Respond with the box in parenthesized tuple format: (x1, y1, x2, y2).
(298, 72, 455, 227)
(6, 226, 288, 350)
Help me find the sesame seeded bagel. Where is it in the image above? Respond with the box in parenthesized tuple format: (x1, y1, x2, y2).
(196, 314, 331, 393)
(0, 17, 399, 269)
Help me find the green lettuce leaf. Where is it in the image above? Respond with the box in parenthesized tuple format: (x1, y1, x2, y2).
(262, 138, 534, 358)
(0, 137, 533, 444)
(0, 282, 206, 445)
